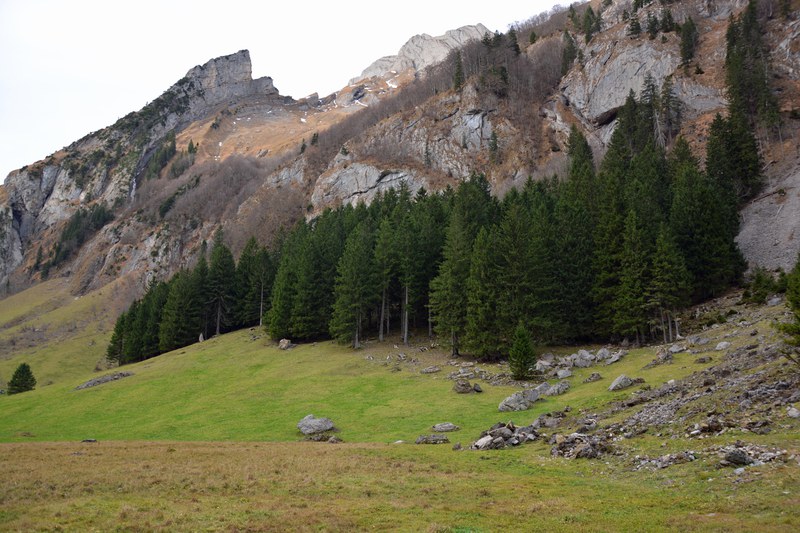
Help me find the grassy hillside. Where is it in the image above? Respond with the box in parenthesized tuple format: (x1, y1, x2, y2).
(0, 322, 753, 443)
(0, 278, 125, 388)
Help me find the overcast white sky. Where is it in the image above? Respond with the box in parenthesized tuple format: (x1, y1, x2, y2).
(0, 0, 560, 182)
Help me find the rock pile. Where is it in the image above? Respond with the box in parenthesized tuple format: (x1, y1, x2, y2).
(470, 421, 539, 450)
(634, 451, 698, 470)
(550, 433, 613, 459)
(453, 378, 482, 394)
(416, 434, 449, 444)
(713, 441, 789, 468)
(75, 372, 133, 390)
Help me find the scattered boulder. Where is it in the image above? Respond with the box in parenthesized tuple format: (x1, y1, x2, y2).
(453, 379, 475, 394)
(694, 356, 713, 364)
(297, 414, 335, 435)
(499, 389, 540, 412)
(583, 372, 602, 383)
(535, 360, 552, 373)
(420, 366, 441, 374)
(473, 383, 483, 393)
(605, 351, 627, 365)
(722, 448, 753, 466)
(75, 372, 133, 390)
(327, 435, 343, 444)
(544, 380, 571, 396)
(556, 368, 573, 379)
(609, 374, 634, 391)
(669, 344, 686, 354)
(715, 341, 732, 351)
(279, 339, 294, 350)
(416, 434, 449, 444)
(595, 348, 611, 361)
(787, 406, 800, 419)
(432, 422, 460, 432)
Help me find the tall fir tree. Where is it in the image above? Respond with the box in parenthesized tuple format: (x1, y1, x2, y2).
(465, 227, 500, 358)
(159, 270, 201, 352)
(329, 222, 377, 347)
(648, 224, 691, 342)
(207, 230, 237, 336)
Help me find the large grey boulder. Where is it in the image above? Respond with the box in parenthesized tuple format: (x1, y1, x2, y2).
(498, 389, 540, 412)
(556, 368, 573, 379)
(297, 414, 335, 435)
(608, 375, 634, 392)
(544, 380, 571, 396)
(453, 379, 474, 394)
(432, 422, 460, 432)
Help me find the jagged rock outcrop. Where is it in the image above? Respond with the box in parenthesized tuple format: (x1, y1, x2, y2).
(311, 163, 426, 208)
(352, 24, 489, 83)
(561, 40, 683, 127)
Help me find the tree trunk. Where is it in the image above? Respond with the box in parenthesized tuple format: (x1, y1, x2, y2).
(661, 310, 667, 344)
(402, 285, 409, 345)
(354, 311, 361, 349)
(667, 310, 673, 343)
(215, 303, 222, 337)
(259, 282, 264, 327)
(428, 304, 433, 338)
(379, 287, 386, 342)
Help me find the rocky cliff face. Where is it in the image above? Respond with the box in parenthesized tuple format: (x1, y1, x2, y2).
(0, 50, 284, 291)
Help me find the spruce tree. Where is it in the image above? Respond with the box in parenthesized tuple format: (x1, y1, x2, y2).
(614, 209, 651, 343)
(159, 270, 201, 352)
(430, 207, 473, 356)
(107, 311, 127, 363)
(680, 17, 698, 65)
(374, 217, 399, 342)
(267, 222, 308, 340)
(207, 230, 237, 336)
(508, 324, 536, 380)
(464, 227, 500, 358)
(7, 362, 36, 394)
(778, 253, 800, 357)
(329, 222, 377, 347)
(453, 51, 465, 91)
(628, 16, 642, 37)
(649, 224, 691, 342)
(561, 31, 578, 75)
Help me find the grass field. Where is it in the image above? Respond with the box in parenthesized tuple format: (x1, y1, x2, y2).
(1, 439, 798, 531)
(0, 283, 799, 530)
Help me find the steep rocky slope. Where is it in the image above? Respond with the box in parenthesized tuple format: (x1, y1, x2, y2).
(1, 0, 798, 305)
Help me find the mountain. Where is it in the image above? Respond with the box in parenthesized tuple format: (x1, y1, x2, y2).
(1, 0, 798, 307)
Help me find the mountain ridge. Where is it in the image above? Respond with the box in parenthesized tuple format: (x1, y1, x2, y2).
(1, 0, 798, 303)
